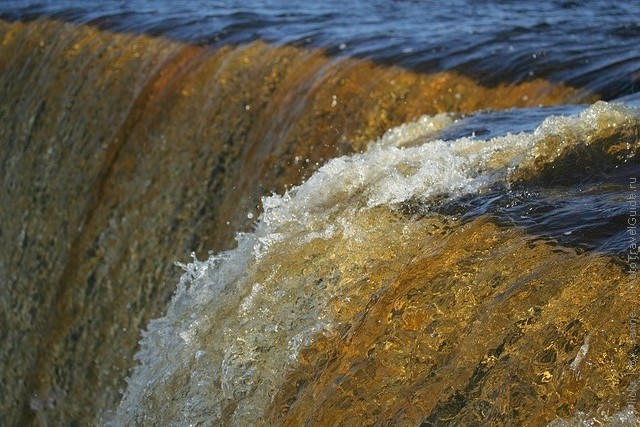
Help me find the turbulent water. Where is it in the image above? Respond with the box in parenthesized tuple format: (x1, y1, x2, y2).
(1, 1, 640, 426)
(110, 102, 640, 426)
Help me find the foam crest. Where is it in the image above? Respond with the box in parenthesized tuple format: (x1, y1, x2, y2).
(258, 101, 638, 241)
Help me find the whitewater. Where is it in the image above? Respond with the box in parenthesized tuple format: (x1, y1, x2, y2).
(110, 101, 640, 425)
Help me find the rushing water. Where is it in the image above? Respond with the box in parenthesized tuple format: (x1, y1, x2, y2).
(3, 0, 640, 98)
(1, 1, 640, 426)
(112, 101, 640, 426)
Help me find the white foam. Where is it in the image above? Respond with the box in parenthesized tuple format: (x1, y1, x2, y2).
(547, 407, 640, 427)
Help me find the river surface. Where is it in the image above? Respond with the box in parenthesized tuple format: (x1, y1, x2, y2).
(0, 1, 639, 426)
(3, 0, 640, 97)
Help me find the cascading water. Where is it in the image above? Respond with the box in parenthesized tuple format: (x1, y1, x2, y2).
(110, 101, 640, 426)
(1, 2, 640, 426)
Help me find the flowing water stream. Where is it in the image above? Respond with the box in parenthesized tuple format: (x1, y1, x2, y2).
(1, 1, 639, 426)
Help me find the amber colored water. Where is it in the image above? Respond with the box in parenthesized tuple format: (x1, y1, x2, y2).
(0, 5, 639, 427)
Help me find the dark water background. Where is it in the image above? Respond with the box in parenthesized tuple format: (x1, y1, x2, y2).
(2, 0, 640, 98)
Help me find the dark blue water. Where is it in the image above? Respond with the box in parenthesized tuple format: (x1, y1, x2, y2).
(2, 0, 639, 98)
(433, 168, 640, 255)
(400, 102, 640, 256)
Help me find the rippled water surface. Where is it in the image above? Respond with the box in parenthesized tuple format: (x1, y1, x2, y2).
(3, 0, 639, 98)
(433, 105, 640, 255)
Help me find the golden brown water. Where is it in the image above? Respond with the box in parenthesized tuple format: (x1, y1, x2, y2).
(264, 217, 638, 426)
(2, 18, 635, 427)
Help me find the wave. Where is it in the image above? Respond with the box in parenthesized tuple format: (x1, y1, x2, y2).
(112, 101, 640, 425)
